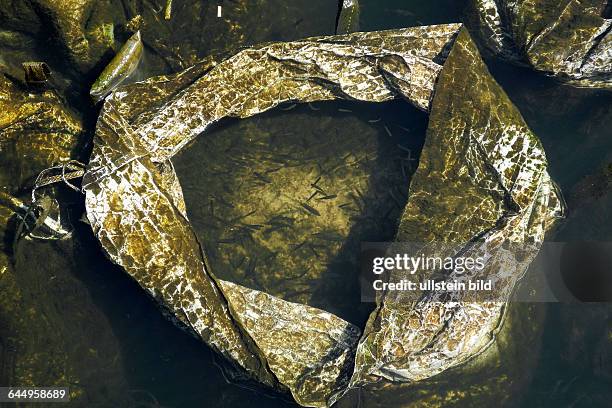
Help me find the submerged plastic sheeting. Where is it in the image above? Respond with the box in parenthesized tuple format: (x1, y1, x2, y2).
(350, 28, 564, 387)
(470, 0, 612, 87)
(83, 25, 562, 407)
(0, 76, 82, 193)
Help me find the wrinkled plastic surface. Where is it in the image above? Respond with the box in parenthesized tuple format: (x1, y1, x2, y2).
(83, 25, 563, 407)
(469, 0, 611, 87)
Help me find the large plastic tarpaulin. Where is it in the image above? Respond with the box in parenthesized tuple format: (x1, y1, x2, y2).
(82, 24, 564, 407)
(469, 0, 611, 88)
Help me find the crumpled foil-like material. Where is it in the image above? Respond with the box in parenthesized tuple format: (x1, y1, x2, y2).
(83, 24, 563, 407)
(469, 0, 611, 87)
(0, 73, 127, 402)
(351, 28, 564, 387)
(0, 0, 343, 80)
(0, 76, 82, 193)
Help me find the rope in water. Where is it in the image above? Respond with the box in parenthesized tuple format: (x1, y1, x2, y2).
(31, 160, 87, 201)
(11, 160, 88, 244)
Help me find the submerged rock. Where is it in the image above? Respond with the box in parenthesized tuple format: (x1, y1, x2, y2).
(468, 0, 612, 87)
(83, 23, 562, 407)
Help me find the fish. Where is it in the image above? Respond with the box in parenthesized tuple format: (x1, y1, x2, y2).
(397, 144, 412, 153)
(385, 8, 416, 17)
(253, 171, 272, 184)
(383, 124, 393, 137)
(263, 225, 285, 235)
(293, 240, 307, 250)
(90, 31, 143, 103)
(242, 223, 263, 231)
(280, 103, 297, 111)
(389, 189, 403, 208)
(395, 124, 412, 133)
(401, 161, 408, 180)
(312, 184, 327, 194)
(313, 231, 344, 241)
(317, 194, 337, 200)
(267, 215, 295, 226)
(218, 237, 237, 244)
(300, 202, 321, 216)
(215, 196, 235, 209)
(230, 209, 256, 222)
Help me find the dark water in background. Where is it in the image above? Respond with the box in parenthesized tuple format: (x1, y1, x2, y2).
(4, 1, 611, 407)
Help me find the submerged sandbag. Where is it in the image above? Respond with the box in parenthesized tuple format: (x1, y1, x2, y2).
(82, 24, 563, 407)
(0, 75, 82, 193)
(0, 72, 126, 404)
(0, 0, 345, 80)
(468, 0, 612, 88)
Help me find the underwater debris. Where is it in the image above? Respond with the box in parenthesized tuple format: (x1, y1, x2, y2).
(10, 160, 87, 244)
(83, 24, 563, 408)
(469, 0, 612, 87)
(90, 31, 143, 103)
(31, 160, 86, 200)
(126, 15, 144, 33)
(164, 0, 173, 20)
(2, 193, 71, 245)
(22, 62, 51, 85)
(0, 75, 82, 193)
(336, 0, 360, 35)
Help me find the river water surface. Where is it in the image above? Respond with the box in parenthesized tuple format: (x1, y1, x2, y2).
(3, 1, 610, 407)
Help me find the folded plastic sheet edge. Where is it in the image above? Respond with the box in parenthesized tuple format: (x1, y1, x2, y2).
(83, 24, 563, 407)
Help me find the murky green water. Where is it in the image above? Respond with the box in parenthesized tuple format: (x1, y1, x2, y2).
(173, 100, 427, 327)
(1, 1, 610, 407)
